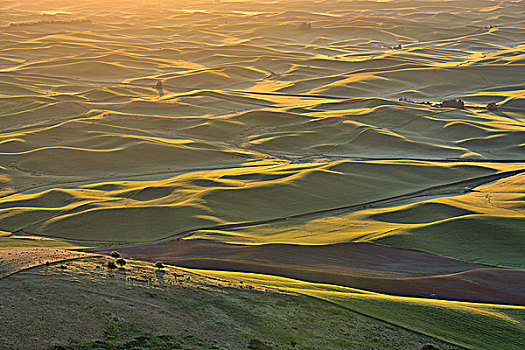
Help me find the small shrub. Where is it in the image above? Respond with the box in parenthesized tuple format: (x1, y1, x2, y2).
(107, 261, 117, 270)
(298, 22, 312, 31)
(155, 261, 164, 269)
(486, 102, 498, 111)
(116, 258, 126, 267)
(145, 291, 158, 298)
(110, 251, 120, 258)
(129, 275, 149, 282)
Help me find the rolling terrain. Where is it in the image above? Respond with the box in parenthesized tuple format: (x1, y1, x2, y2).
(0, 250, 459, 350)
(0, 0, 524, 349)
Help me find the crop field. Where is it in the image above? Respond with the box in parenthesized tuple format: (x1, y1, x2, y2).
(0, 0, 523, 349)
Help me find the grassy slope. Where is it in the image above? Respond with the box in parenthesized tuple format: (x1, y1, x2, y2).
(186, 173, 525, 268)
(0, 254, 456, 350)
(0, 161, 508, 243)
(196, 270, 525, 350)
(373, 174, 525, 268)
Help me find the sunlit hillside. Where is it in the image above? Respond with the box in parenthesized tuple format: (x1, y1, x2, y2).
(0, 0, 524, 349)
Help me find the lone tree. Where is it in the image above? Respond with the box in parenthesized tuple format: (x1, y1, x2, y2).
(298, 22, 312, 31)
(116, 258, 126, 267)
(486, 102, 498, 111)
(110, 251, 120, 258)
(155, 261, 164, 269)
(107, 260, 117, 270)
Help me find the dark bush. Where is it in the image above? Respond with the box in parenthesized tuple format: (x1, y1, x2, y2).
(110, 251, 120, 258)
(486, 102, 498, 111)
(298, 22, 312, 31)
(107, 261, 117, 270)
(422, 344, 441, 350)
(155, 261, 164, 269)
(116, 258, 126, 267)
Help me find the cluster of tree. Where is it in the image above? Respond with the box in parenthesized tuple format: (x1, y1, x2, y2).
(9, 19, 91, 27)
(298, 22, 312, 31)
(107, 251, 126, 270)
(441, 99, 465, 109)
(107, 251, 165, 270)
(402, 96, 499, 111)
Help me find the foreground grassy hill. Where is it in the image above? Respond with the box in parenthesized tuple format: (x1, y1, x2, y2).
(0, 250, 457, 350)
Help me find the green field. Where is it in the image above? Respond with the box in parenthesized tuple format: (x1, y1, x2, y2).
(0, 0, 524, 349)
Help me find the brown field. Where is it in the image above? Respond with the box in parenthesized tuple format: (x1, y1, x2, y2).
(92, 240, 525, 306)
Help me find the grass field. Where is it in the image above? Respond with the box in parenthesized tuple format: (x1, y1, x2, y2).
(0, 252, 459, 350)
(195, 269, 525, 350)
(0, 0, 523, 348)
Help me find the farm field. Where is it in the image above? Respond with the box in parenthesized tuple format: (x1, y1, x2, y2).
(0, 0, 524, 349)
